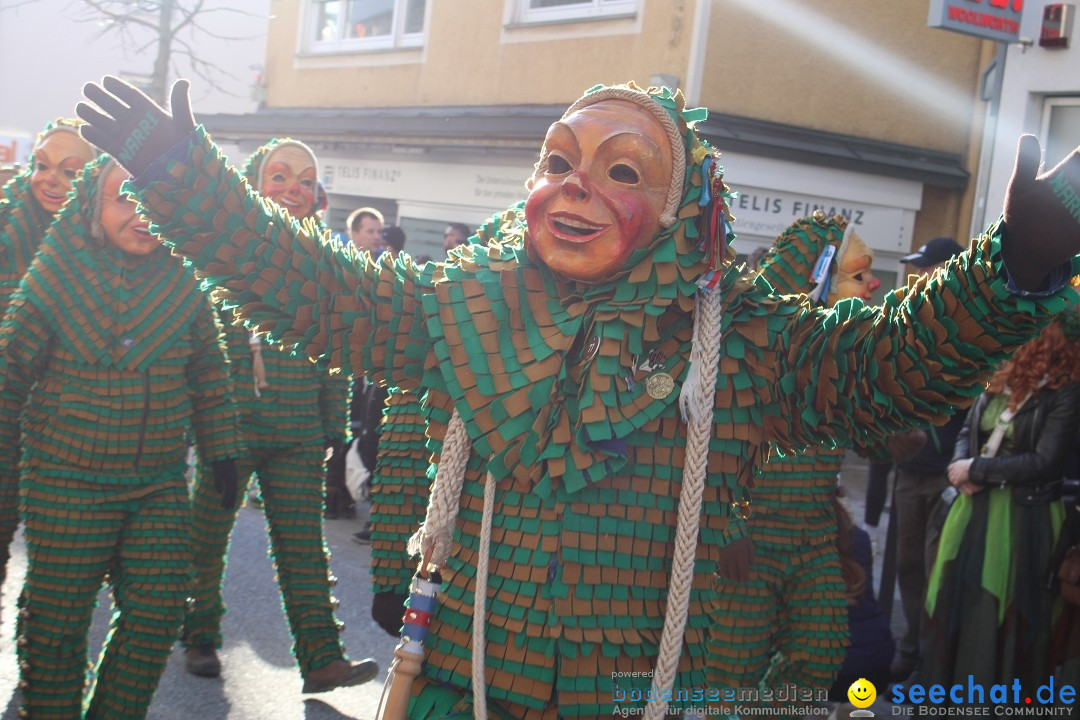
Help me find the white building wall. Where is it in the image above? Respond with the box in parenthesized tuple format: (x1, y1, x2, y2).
(979, 3, 1080, 232)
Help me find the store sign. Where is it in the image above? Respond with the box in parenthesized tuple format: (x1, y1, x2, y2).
(321, 157, 912, 254)
(321, 156, 532, 211)
(727, 186, 909, 253)
(0, 134, 33, 164)
(928, 0, 1025, 43)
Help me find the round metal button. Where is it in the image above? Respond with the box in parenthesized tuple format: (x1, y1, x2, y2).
(644, 372, 675, 399)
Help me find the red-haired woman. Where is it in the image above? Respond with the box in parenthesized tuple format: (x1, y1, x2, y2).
(923, 305, 1080, 695)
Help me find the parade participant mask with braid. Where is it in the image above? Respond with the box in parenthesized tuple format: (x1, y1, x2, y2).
(829, 226, 880, 304)
(94, 161, 160, 257)
(247, 140, 319, 220)
(525, 99, 674, 283)
(29, 125, 95, 215)
(523, 83, 734, 295)
(757, 212, 881, 307)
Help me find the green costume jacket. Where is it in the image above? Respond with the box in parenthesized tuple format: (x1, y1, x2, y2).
(218, 319, 348, 448)
(126, 123, 1074, 716)
(0, 159, 243, 484)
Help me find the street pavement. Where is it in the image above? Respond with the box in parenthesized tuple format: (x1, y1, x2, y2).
(0, 500, 396, 720)
(0, 452, 903, 719)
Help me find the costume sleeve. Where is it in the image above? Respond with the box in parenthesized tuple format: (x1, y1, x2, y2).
(0, 279, 53, 549)
(0, 282, 53, 471)
(369, 386, 431, 594)
(185, 292, 245, 464)
(761, 225, 1078, 456)
(319, 370, 350, 442)
(969, 383, 1080, 487)
(128, 126, 435, 395)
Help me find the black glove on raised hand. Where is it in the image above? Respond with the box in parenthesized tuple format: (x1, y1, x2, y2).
(1001, 134, 1080, 291)
(76, 76, 196, 177)
(212, 458, 239, 510)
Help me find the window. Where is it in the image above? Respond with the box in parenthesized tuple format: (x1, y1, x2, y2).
(1042, 97, 1080, 170)
(514, 0, 637, 25)
(306, 0, 425, 52)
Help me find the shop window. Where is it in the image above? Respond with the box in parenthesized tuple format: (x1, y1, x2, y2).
(305, 0, 425, 52)
(513, 0, 637, 24)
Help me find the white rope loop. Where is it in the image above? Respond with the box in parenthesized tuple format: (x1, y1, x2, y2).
(471, 472, 498, 719)
(644, 288, 724, 720)
(407, 409, 470, 569)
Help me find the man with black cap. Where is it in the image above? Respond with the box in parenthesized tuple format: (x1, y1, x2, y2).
(888, 234, 967, 684)
(901, 236, 967, 271)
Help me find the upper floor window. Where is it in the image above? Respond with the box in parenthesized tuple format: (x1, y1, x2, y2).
(514, 0, 637, 24)
(306, 0, 425, 52)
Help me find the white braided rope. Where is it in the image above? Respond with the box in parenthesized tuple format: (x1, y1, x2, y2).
(644, 288, 724, 720)
(407, 409, 470, 570)
(471, 471, 497, 719)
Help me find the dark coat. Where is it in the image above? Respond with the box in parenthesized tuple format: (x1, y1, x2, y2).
(955, 382, 1080, 505)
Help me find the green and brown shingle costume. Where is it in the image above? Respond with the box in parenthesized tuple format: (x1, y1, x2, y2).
(125, 85, 1077, 718)
(0, 156, 242, 719)
(0, 120, 88, 574)
(182, 138, 354, 677)
(706, 212, 863, 702)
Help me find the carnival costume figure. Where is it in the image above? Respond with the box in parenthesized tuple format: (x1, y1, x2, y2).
(181, 137, 377, 692)
(707, 213, 881, 704)
(0, 156, 243, 720)
(0, 119, 95, 582)
(77, 78, 1080, 719)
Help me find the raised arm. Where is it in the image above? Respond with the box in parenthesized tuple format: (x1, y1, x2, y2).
(755, 223, 1078, 457)
(77, 77, 434, 393)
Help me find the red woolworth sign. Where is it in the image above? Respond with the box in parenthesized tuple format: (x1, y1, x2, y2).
(928, 0, 1025, 43)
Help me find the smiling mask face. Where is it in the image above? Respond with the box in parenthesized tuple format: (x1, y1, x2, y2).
(99, 164, 158, 256)
(524, 99, 673, 283)
(30, 129, 94, 215)
(828, 228, 881, 304)
(259, 144, 318, 219)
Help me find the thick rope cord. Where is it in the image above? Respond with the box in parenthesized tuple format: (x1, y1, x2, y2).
(407, 409, 470, 570)
(471, 471, 497, 719)
(644, 288, 724, 720)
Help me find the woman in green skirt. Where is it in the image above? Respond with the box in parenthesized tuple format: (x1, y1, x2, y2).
(923, 304, 1080, 697)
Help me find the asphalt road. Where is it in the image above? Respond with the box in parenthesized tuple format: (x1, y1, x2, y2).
(0, 500, 396, 720)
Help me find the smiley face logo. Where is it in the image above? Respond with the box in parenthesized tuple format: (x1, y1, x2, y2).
(847, 678, 876, 709)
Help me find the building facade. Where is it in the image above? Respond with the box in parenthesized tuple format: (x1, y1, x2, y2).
(977, 2, 1080, 236)
(202, 0, 997, 287)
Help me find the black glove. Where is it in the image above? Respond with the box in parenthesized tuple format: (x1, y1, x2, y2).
(212, 458, 239, 510)
(1001, 134, 1080, 290)
(371, 591, 408, 638)
(76, 76, 196, 177)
